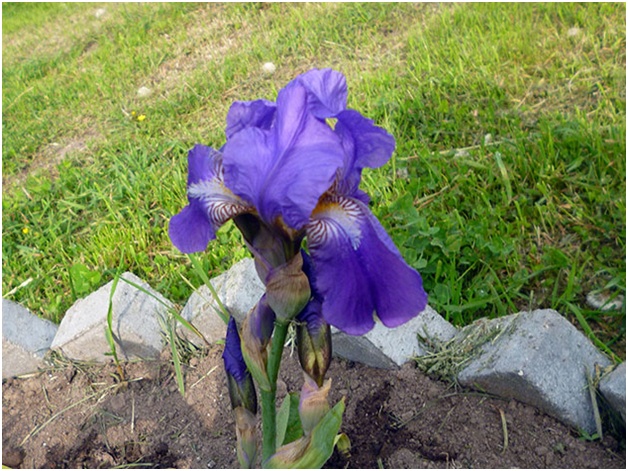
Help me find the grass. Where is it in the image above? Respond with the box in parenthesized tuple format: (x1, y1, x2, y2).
(2, 3, 625, 357)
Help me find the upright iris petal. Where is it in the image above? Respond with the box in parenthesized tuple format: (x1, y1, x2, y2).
(222, 83, 345, 230)
(333, 109, 395, 196)
(295, 68, 347, 118)
(225, 99, 276, 139)
(169, 144, 252, 253)
(307, 195, 427, 335)
(294, 68, 395, 195)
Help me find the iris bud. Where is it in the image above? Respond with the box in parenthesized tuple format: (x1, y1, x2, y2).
(299, 374, 331, 435)
(265, 252, 311, 322)
(234, 406, 258, 469)
(240, 295, 275, 391)
(223, 317, 257, 414)
(296, 300, 332, 387)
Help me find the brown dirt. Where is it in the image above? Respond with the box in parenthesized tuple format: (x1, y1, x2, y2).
(2, 345, 625, 469)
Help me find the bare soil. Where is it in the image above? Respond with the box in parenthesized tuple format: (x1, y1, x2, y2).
(2, 345, 625, 469)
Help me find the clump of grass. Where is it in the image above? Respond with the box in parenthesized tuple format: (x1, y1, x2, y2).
(415, 317, 512, 383)
(2, 3, 625, 357)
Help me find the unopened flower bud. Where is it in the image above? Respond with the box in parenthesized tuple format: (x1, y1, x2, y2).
(265, 435, 310, 469)
(296, 299, 332, 386)
(234, 406, 258, 468)
(223, 317, 257, 414)
(240, 295, 275, 391)
(299, 375, 331, 435)
(265, 252, 311, 321)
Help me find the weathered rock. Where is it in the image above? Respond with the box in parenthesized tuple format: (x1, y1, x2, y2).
(179, 286, 229, 345)
(51, 272, 172, 362)
(331, 305, 458, 369)
(599, 362, 626, 422)
(457, 309, 612, 434)
(179, 258, 265, 344)
(2, 299, 58, 378)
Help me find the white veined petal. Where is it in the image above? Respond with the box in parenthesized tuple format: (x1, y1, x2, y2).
(188, 179, 251, 226)
(307, 196, 362, 251)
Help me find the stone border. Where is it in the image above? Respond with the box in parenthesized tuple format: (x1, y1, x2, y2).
(3, 258, 625, 436)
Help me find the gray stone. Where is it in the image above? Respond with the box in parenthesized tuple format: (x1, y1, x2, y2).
(51, 272, 172, 362)
(332, 305, 458, 369)
(179, 286, 229, 345)
(2, 299, 58, 378)
(599, 362, 626, 422)
(179, 258, 265, 344)
(457, 309, 612, 434)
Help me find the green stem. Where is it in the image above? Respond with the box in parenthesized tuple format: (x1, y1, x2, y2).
(261, 320, 289, 465)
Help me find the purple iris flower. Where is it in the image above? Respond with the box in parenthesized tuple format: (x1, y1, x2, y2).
(169, 68, 427, 336)
(223, 317, 257, 414)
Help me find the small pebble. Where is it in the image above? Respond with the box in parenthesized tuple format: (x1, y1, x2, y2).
(586, 291, 624, 311)
(262, 62, 276, 75)
(94, 8, 106, 19)
(137, 86, 152, 98)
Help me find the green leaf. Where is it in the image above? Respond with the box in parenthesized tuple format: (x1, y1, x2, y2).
(69, 263, 101, 297)
(334, 433, 351, 459)
(276, 392, 304, 447)
(266, 398, 345, 469)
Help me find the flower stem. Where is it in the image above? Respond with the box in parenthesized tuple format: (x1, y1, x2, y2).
(261, 320, 289, 465)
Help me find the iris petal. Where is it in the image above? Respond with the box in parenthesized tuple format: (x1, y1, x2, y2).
(169, 144, 251, 253)
(223, 317, 248, 384)
(335, 110, 395, 171)
(225, 99, 276, 139)
(223, 83, 344, 229)
(307, 196, 427, 335)
(169, 201, 214, 254)
(295, 68, 348, 118)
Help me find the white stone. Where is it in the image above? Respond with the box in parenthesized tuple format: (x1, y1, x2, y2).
(457, 309, 613, 434)
(585, 291, 624, 311)
(262, 62, 276, 75)
(180, 258, 265, 345)
(2, 299, 58, 378)
(137, 86, 152, 98)
(94, 8, 106, 19)
(331, 305, 458, 369)
(51, 273, 172, 362)
(599, 362, 626, 422)
(179, 285, 229, 345)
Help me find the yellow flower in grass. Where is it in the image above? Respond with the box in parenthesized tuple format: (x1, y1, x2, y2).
(22, 227, 29, 234)
(137, 114, 146, 122)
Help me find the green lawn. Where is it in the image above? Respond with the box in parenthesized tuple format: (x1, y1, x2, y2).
(2, 2, 625, 358)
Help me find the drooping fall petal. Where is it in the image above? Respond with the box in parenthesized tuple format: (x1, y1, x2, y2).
(169, 144, 251, 253)
(307, 195, 427, 335)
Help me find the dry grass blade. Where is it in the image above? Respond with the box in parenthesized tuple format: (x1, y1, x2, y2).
(496, 406, 508, 454)
(585, 366, 604, 441)
(190, 365, 219, 389)
(20, 378, 142, 446)
(415, 319, 511, 383)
